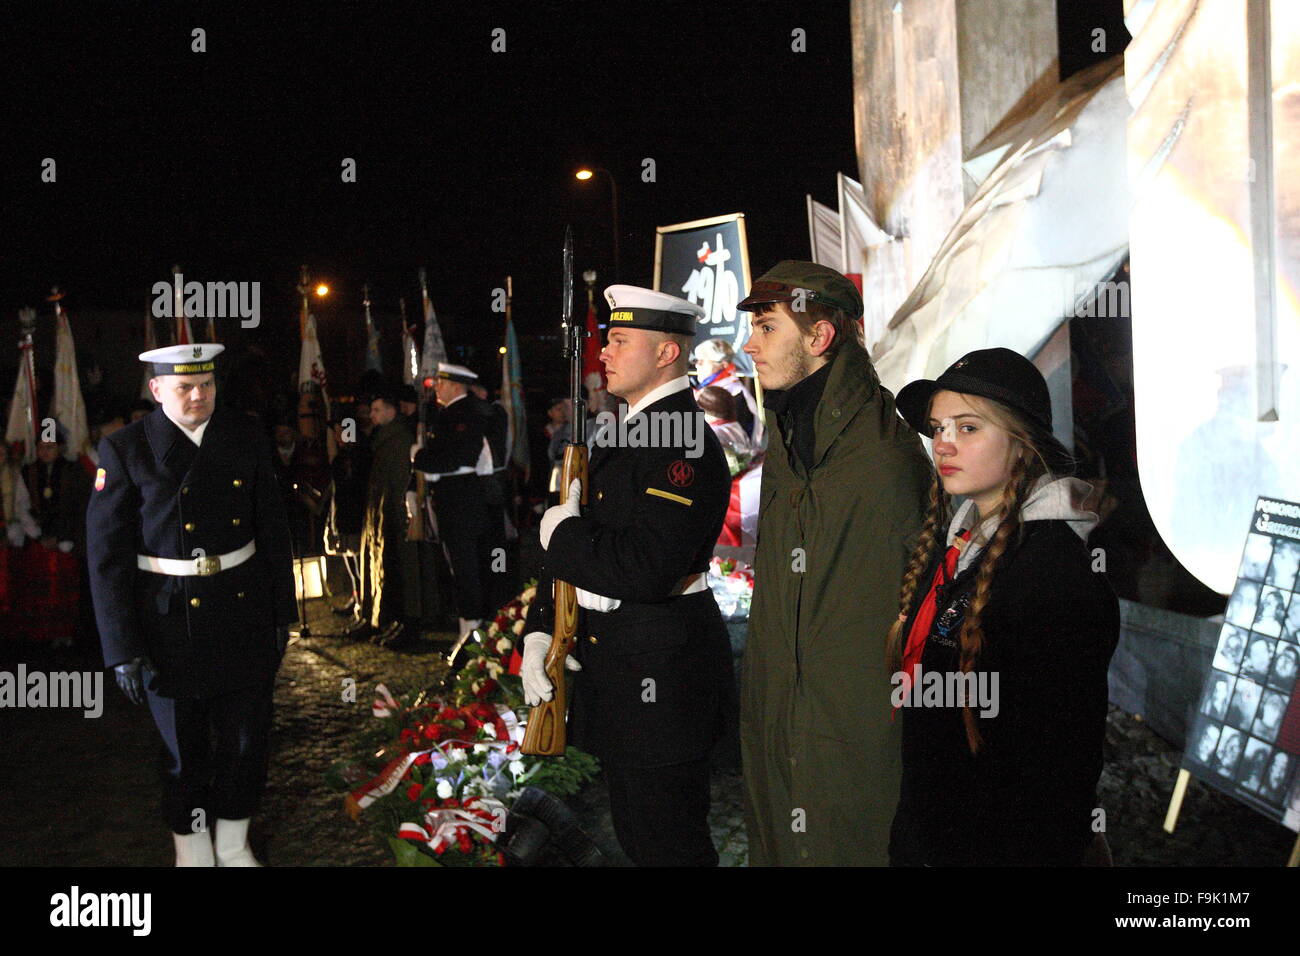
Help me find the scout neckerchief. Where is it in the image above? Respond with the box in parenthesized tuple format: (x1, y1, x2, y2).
(895, 529, 972, 711)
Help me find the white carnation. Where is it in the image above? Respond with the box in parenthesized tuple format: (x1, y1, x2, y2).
(509, 760, 526, 777)
(512, 619, 526, 635)
(436, 779, 453, 799)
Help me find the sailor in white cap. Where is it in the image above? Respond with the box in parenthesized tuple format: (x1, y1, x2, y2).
(412, 362, 510, 640)
(87, 343, 297, 866)
(520, 285, 735, 866)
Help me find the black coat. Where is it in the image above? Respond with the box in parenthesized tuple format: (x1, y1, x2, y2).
(87, 406, 297, 699)
(524, 385, 733, 768)
(889, 518, 1119, 866)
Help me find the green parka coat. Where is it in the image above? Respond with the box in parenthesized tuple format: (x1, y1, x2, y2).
(741, 336, 931, 865)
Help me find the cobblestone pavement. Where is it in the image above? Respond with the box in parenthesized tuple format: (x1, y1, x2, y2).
(1, 598, 1294, 867)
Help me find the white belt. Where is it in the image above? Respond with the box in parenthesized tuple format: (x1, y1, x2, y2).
(137, 540, 256, 577)
(672, 572, 708, 596)
(421, 466, 477, 483)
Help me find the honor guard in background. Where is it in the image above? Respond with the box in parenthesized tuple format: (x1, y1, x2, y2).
(521, 286, 733, 866)
(87, 344, 297, 867)
(412, 363, 500, 640)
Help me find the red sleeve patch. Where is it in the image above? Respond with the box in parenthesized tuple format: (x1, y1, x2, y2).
(668, 460, 694, 487)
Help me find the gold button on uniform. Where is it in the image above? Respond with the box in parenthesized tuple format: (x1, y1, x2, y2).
(596, 491, 603, 501)
(182, 486, 190, 495)
(190, 597, 201, 608)
(184, 522, 195, 532)
(237, 591, 246, 599)
(588, 635, 598, 644)
(231, 518, 241, 527)
(232, 479, 243, 488)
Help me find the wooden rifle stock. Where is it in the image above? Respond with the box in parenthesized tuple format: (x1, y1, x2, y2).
(520, 441, 587, 755)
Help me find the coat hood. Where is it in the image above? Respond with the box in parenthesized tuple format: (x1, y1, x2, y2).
(948, 475, 1098, 576)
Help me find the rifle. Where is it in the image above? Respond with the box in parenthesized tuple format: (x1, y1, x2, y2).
(521, 226, 587, 756)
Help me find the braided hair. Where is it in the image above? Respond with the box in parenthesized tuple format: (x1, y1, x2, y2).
(887, 393, 1056, 754)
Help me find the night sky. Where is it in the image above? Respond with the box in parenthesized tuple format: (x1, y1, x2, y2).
(4, 2, 858, 406)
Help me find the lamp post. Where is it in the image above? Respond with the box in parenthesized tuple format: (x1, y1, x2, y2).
(576, 167, 620, 282)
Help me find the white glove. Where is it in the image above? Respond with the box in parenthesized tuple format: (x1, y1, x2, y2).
(575, 588, 621, 612)
(521, 631, 582, 706)
(405, 490, 420, 523)
(5, 524, 24, 548)
(539, 478, 581, 550)
(57, 540, 74, 553)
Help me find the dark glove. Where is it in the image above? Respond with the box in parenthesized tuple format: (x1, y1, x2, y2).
(113, 658, 153, 706)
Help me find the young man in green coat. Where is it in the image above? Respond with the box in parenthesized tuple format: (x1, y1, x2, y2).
(738, 262, 930, 865)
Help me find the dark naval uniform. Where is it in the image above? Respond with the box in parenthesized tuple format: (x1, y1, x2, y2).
(413, 391, 498, 623)
(526, 383, 733, 866)
(87, 404, 296, 833)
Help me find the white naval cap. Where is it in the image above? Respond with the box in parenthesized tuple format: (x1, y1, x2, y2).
(436, 361, 479, 384)
(604, 284, 704, 336)
(139, 343, 225, 375)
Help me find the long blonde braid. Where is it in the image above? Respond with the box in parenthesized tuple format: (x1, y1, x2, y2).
(886, 475, 949, 674)
(957, 452, 1031, 753)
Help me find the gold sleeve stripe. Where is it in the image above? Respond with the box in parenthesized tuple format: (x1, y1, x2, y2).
(646, 487, 692, 506)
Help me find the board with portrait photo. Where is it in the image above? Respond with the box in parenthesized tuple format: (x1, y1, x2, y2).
(1182, 496, 1300, 831)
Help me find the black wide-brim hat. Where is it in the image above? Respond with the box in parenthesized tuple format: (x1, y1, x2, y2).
(896, 347, 1076, 474)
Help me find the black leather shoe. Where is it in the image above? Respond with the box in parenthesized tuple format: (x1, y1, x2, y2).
(341, 621, 375, 642)
(497, 810, 552, 867)
(379, 623, 420, 650)
(370, 620, 402, 645)
(510, 787, 605, 866)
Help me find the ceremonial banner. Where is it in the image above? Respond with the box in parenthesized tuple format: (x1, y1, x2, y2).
(50, 304, 90, 462)
(417, 269, 448, 384)
(502, 299, 528, 479)
(1183, 496, 1300, 831)
(4, 310, 39, 465)
(400, 299, 418, 386)
(654, 212, 754, 374)
(298, 313, 328, 394)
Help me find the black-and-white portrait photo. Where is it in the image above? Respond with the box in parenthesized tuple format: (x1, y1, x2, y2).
(1214, 727, 1244, 777)
(1260, 751, 1293, 803)
(1227, 580, 1261, 629)
(1267, 539, 1300, 590)
(1213, 625, 1248, 673)
(1268, 643, 1299, 692)
(1227, 679, 1262, 729)
(1253, 586, 1289, 637)
(1240, 532, 1274, 581)
(1241, 636, 1275, 682)
(1283, 599, 1300, 644)
(1237, 736, 1271, 790)
(1190, 719, 1221, 766)
(1251, 690, 1287, 742)
(1203, 673, 1234, 721)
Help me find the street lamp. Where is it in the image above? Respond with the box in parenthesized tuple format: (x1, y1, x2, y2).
(575, 166, 621, 281)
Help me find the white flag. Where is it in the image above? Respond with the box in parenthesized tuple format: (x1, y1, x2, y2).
(417, 290, 448, 384)
(298, 313, 328, 393)
(4, 317, 38, 465)
(50, 308, 90, 461)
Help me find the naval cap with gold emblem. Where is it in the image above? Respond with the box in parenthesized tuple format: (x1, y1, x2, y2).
(139, 343, 224, 377)
(604, 284, 703, 336)
(436, 361, 479, 385)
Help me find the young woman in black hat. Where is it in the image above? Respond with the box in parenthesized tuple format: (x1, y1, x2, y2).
(886, 347, 1120, 866)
